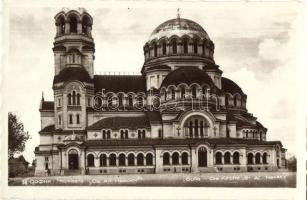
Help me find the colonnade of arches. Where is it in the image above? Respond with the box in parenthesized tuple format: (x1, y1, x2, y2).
(247, 152, 268, 165)
(94, 92, 146, 110)
(67, 90, 81, 105)
(160, 83, 216, 102)
(144, 36, 214, 60)
(214, 151, 240, 165)
(183, 115, 210, 138)
(243, 129, 266, 141)
(162, 152, 189, 165)
(225, 93, 246, 109)
(87, 152, 154, 167)
(55, 11, 92, 36)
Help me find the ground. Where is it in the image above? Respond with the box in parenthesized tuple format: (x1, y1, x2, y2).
(8, 172, 296, 187)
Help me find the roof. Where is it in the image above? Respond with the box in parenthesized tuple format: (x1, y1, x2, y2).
(148, 18, 210, 42)
(146, 65, 171, 72)
(39, 124, 55, 133)
(146, 111, 162, 123)
(53, 67, 93, 85)
(82, 138, 282, 147)
(161, 66, 214, 88)
(221, 77, 245, 96)
(40, 101, 54, 111)
(94, 75, 146, 93)
(227, 113, 266, 130)
(88, 116, 150, 130)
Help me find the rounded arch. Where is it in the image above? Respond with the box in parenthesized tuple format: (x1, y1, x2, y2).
(262, 152, 268, 164)
(118, 153, 126, 166)
(247, 153, 254, 164)
(224, 151, 231, 164)
(145, 153, 153, 165)
(163, 152, 170, 165)
(198, 146, 208, 167)
(127, 153, 135, 166)
(109, 153, 117, 166)
(136, 153, 144, 166)
(172, 152, 180, 165)
(179, 111, 216, 137)
(233, 151, 240, 164)
(99, 153, 107, 167)
(181, 152, 189, 165)
(215, 151, 223, 164)
(255, 152, 261, 164)
(87, 154, 95, 167)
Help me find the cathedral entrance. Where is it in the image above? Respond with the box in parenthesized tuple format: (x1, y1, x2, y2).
(68, 149, 79, 170)
(198, 147, 207, 167)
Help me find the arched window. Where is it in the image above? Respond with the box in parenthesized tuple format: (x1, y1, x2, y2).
(193, 39, 198, 53)
(164, 91, 167, 101)
(100, 154, 107, 166)
(202, 41, 206, 55)
(146, 154, 153, 165)
(72, 91, 76, 105)
(234, 95, 238, 107)
(128, 154, 135, 166)
(180, 87, 185, 99)
(172, 152, 179, 165)
(224, 152, 231, 164)
(247, 153, 254, 164)
(153, 43, 157, 57)
(76, 114, 80, 124)
(215, 152, 222, 164)
(191, 86, 197, 98)
(68, 94, 72, 105)
(109, 154, 116, 166)
(137, 153, 144, 166)
(233, 152, 240, 164)
(58, 16, 65, 34)
(76, 93, 80, 105)
(118, 94, 123, 107)
(262, 152, 267, 164)
(69, 16, 78, 33)
(255, 153, 261, 164)
(194, 119, 199, 137)
(171, 88, 175, 100)
(137, 96, 143, 107)
(182, 152, 189, 165)
(162, 41, 167, 55)
(118, 154, 126, 166)
(128, 94, 133, 107)
(87, 154, 94, 167)
(198, 147, 207, 167)
(82, 16, 90, 35)
(138, 130, 146, 139)
(171, 39, 177, 54)
(183, 38, 188, 53)
(163, 152, 170, 165)
(225, 95, 229, 107)
(69, 114, 73, 124)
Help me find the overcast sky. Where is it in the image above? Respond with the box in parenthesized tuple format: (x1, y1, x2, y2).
(4, 3, 301, 163)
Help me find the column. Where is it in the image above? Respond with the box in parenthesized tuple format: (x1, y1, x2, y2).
(144, 157, 146, 166)
(179, 156, 182, 165)
(230, 155, 233, 164)
(221, 155, 224, 164)
(116, 157, 119, 167)
(134, 157, 137, 166)
(106, 157, 110, 167)
(65, 21, 70, 33)
(94, 156, 99, 167)
(77, 21, 82, 33)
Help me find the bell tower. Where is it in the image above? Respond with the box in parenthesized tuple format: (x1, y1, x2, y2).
(52, 8, 95, 131)
(53, 8, 95, 78)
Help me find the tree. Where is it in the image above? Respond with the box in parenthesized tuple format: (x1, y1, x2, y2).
(8, 112, 31, 158)
(287, 156, 297, 172)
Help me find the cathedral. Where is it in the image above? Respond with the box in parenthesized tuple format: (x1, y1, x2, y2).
(34, 8, 286, 176)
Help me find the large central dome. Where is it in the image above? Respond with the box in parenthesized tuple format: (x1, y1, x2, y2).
(148, 17, 210, 42)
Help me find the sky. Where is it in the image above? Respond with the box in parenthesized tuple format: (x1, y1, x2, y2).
(3, 3, 302, 163)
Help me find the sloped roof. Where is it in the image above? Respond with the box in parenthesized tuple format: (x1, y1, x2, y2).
(94, 75, 146, 93)
(40, 101, 54, 111)
(161, 66, 214, 88)
(146, 111, 162, 123)
(53, 67, 93, 85)
(83, 138, 281, 147)
(88, 116, 150, 130)
(221, 77, 245, 96)
(227, 113, 266, 130)
(39, 124, 55, 133)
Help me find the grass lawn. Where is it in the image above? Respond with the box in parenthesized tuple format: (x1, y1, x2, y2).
(8, 172, 296, 187)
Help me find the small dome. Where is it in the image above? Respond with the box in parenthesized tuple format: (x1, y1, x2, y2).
(161, 67, 214, 88)
(53, 67, 93, 85)
(221, 77, 245, 96)
(148, 17, 210, 42)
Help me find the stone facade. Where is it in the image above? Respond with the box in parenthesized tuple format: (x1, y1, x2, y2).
(34, 8, 286, 176)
